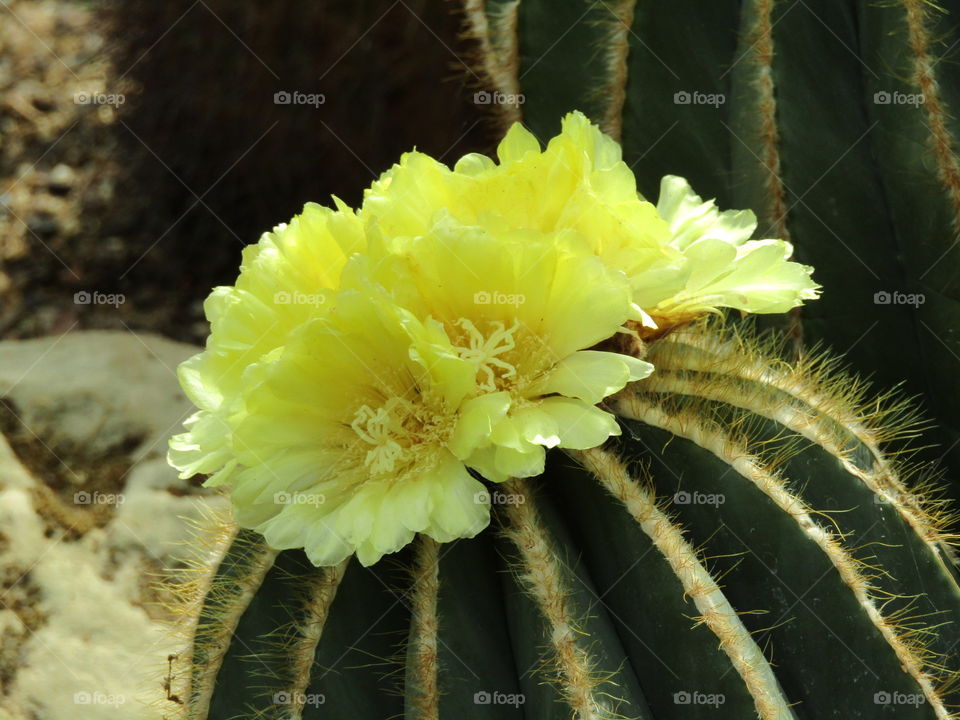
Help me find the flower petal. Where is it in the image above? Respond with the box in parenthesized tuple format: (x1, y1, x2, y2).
(449, 391, 512, 459)
(497, 122, 541, 164)
(532, 349, 651, 404)
(657, 175, 757, 250)
(539, 397, 622, 450)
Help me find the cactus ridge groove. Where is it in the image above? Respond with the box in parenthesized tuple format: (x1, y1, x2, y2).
(595, 0, 636, 141)
(407, 537, 441, 720)
(745, 0, 790, 243)
(499, 477, 612, 720)
(277, 560, 347, 720)
(575, 446, 796, 720)
(186, 528, 279, 720)
(642, 323, 959, 558)
(461, 0, 522, 132)
(614, 393, 954, 717)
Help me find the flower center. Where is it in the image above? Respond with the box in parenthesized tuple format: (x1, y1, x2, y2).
(350, 396, 414, 474)
(454, 318, 520, 392)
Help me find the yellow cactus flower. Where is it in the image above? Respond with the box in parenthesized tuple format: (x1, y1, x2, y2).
(633, 175, 821, 332)
(168, 200, 363, 486)
(170, 196, 647, 566)
(363, 110, 819, 335)
(170, 108, 819, 567)
(353, 222, 652, 482)
(190, 243, 644, 566)
(171, 225, 652, 565)
(215, 289, 495, 567)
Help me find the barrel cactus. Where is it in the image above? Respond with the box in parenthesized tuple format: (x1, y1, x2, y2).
(163, 2, 960, 718)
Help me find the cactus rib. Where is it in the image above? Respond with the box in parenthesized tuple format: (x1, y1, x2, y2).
(614, 394, 954, 717)
(901, 0, 960, 233)
(187, 528, 278, 719)
(635, 365, 956, 555)
(276, 560, 347, 720)
(645, 326, 958, 557)
(575, 446, 796, 720)
(744, 0, 789, 242)
(406, 536, 441, 720)
(499, 477, 607, 720)
(596, 0, 636, 141)
(461, 0, 522, 130)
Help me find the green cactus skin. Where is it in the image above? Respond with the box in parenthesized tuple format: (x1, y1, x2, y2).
(462, 0, 960, 495)
(168, 322, 960, 719)
(164, 2, 960, 717)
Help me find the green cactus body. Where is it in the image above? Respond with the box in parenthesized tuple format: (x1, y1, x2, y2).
(170, 322, 960, 719)
(166, 2, 960, 717)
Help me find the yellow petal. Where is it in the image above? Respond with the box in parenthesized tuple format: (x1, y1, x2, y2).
(539, 397, 622, 450)
(532, 350, 652, 404)
(449, 392, 512, 459)
(496, 122, 541, 164)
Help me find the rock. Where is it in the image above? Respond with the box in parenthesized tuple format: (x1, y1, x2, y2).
(0, 329, 198, 462)
(0, 468, 226, 720)
(0, 332, 229, 720)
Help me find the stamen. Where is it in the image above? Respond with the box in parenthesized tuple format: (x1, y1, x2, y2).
(454, 318, 520, 392)
(351, 397, 413, 473)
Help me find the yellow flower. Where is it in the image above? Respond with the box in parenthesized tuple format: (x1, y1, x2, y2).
(363, 110, 819, 335)
(215, 289, 496, 566)
(169, 109, 819, 567)
(217, 227, 646, 566)
(354, 220, 651, 482)
(633, 175, 821, 332)
(170, 198, 647, 566)
(168, 201, 363, 486)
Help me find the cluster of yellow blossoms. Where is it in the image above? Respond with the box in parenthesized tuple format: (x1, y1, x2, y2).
(169, 112, 819, 566)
